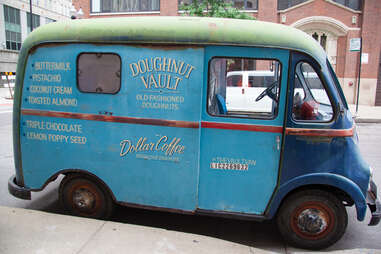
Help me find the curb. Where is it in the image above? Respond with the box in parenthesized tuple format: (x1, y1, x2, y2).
(354, 118, 381, 124)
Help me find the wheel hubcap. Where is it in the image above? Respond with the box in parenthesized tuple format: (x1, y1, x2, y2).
(296, 208, 328, 235)
(291, 202, 335, 240)
(73, 188, 95, 211)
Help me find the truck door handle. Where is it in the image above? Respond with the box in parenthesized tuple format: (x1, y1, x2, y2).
(242, 88, 245, 94)
(276, 136, 281, 151)
(99, 111, 113, 116)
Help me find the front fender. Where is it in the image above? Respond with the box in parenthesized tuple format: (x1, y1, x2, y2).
(267, 173, 367, 221)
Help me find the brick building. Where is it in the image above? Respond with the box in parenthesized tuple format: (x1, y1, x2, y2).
(66, 0, 381, 105)
(0, 0, 72, 68)
(0, 0, 71, 90)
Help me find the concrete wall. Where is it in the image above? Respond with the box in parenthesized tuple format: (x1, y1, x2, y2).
(0, 0, 72, 74)
(0, 50, 18, 72)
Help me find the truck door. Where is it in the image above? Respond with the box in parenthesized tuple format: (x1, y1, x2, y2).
(280, 52, 337, 185)
(198, 46, 289, 215)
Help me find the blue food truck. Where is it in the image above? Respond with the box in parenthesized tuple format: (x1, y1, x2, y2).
(8, 17, 380, 249)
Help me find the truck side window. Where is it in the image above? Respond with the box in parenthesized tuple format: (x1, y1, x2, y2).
(292, 62, 333, 121)
(208, 57, 281, 119)
(77, 53, 121, 94)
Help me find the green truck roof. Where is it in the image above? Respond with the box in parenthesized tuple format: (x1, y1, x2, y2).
(22, 16, 327, 64)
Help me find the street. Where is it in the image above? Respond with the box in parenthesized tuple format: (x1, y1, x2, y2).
(0, 106, 380, 251)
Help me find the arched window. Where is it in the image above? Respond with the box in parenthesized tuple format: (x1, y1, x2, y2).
(311, 32, 327, 51)
(320, 33, 327, 50)
(312, 32, 318, 41)
(309, 31, 337, 70)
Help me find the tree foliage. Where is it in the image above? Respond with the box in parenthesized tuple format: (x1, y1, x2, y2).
(180, 0, 255, 20)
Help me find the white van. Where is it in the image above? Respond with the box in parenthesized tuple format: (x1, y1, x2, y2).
(226, 70, 277, 113)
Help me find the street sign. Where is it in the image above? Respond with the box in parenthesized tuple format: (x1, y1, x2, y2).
(350, 38, 361, 52)
(361, 53, 369, 64)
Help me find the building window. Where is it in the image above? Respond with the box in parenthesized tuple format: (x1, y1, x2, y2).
(5, 31, 21, 51)
(45, 17, 56, 24)
(3, 5, 21, 51)
(179, 0, 258, 10)
(231, 0, 258, 10)
(308, 31, 337, 69)
(312, 32, 318, 41)
(91, 0, 160, 13)
(277, 0, 309, 10)
(320, 34, 327, 50)
(27, 13, 40, 33)
(332, 0, 362, 11)
(312, 32, 327, 51)
(179, 0, 194, 6)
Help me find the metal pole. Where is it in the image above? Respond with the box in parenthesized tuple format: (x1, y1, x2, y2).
(6, 73, 13, 99)
(29, 0, 33, 31)
(355, 37, 362, 115)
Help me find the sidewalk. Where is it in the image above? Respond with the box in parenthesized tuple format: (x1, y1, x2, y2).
(0, 97, 13, 106)
(0, 206, 277, 254)
(1, 206, 380, 254)
(349, 104, 381, 123)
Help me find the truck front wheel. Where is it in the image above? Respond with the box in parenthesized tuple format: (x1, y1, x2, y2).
(59, 174, 114, 219)
(276, 189, 347, 250)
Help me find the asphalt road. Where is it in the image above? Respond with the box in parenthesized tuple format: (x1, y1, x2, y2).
(1, 107, 380, 251)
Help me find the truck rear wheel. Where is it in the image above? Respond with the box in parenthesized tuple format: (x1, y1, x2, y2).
(59, 174, 114, 219)
(276, 189, 347, 250)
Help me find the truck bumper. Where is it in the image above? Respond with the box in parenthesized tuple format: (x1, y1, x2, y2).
(367, 179, 381, 226)
(8, 175, 31, 200)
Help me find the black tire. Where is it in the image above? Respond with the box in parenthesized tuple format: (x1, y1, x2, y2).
(59, 174, 114, 219)
(276, 189, 348, 250)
